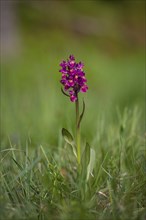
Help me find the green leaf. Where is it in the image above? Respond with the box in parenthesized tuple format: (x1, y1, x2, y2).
(62, 128, 77, 158)
(61, 87, 70, 97)
(81, 142, 90, 169)
(81, 142, 90, 181)
(72, 145, 77, 158)
(87, 148, 96, 181)
(78, 100, 85, 128)
(12, 157, 23, 171)
(62, 128, 74, 144)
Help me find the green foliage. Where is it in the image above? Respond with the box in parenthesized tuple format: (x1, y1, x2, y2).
(62, 128, 74, 146)
(87, 147, 96, 182)
(81, 142, 91, 176)
(78, 100, 85, 129)
(62, 128, 77, 158)
(1, 108, 145, 220)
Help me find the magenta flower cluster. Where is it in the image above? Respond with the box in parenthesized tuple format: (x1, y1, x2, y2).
(59, 55, 88, 102)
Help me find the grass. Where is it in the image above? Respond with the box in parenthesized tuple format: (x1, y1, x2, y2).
(0, 106, 145, 220)
(1, 2, 145, 219)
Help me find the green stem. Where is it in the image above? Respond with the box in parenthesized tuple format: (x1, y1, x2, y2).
(75, 95, 81, 165)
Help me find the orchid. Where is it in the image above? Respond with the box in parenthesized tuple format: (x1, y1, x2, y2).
(59, 55, 95, 181)
(59, 55, 88, 102)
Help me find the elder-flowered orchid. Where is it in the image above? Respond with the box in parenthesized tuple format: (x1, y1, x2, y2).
(59, 55, 88, 102)
(59, 55, 95, 173)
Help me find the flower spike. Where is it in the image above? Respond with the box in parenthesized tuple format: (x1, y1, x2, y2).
(59, 55, 88, 102)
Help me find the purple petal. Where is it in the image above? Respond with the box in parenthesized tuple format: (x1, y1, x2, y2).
(70, 94, 77, 102)
(80, 84, 88, 93)
(59, 55, 88, 100)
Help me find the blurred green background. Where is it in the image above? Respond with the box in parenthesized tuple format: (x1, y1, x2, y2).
(1, 0, 145, 148)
